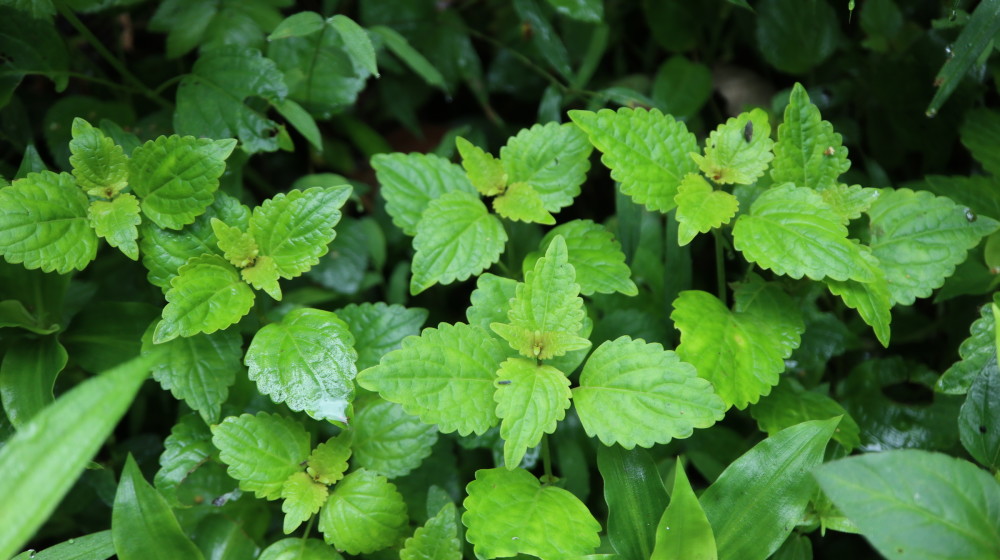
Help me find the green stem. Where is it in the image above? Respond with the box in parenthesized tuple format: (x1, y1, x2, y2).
(541, 434, 554, 484)
(301, 514, 316, 539)
(713, 229, 726, 305)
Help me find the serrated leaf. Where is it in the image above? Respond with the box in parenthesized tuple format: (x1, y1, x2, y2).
(533, 220, 638, 296)
(258, 538, 343, 560)
(868, 188, 1000, 305)
(0, 171, 98, 273)
(268, 11, 324, 40)
(245, 308, 357, 423)
(69, 117, 128, 197)
(651, 459, 717, 560)
(153, 254, 256, 343)
(467, 273, 518, 333)
(492, 181, 555, 225)
(750, 378, 860, 450)
(463, 467, 601, 558)
(211, 217, 258, 267)
(372, 152, 477, 236)
(512, 0, 572, 78)
(368, 25, 447, 91)
(411, 191, 507, 294)
(356, 322, 508, 436)
(938, 304, 998, 394)
(493, 358, 571, 468)
(242, 255, 282, 300)
(175, 47, 288, 154)
(281, 472, 329, 534)
(318, 469, 408, 555)
(499, 122, 592, 212)
(328, 15, 378, 77)
(88, 193, 141, 260)
(815, 450, 1000, 560)
(733, 183, 877, 282)
(457, 136, 506, 196)
(573, 336, 725, 448)
(401, 502, 462, 560)
(154, 415, 215, 507)
(958, 357, 1000, 470)
(211, 412, 311, 500)
(352, 396, 438, 478)
(336, 302, 428, 371)
(771, 83, 850, 190)
(692, 109, 774, 185)
(570, 108, 698, 212)
(129, 135, 236, 230)
(825, 275, 892, 347)
(816, 183, 880, 224)
(674, 173, 740, 246)
(307, 435, 352, 485)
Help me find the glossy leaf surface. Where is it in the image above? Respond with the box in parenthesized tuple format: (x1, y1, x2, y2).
(153, 254, 256, 343)
(771, 83, 850, 190)
(598, 445, 669, 560)
(372, 152, 476, 236)
(352, 396, 438, 478)
(211, 412, 311, 500)
(651, 459, 717, 560)
(318, 469, 408, 555)
(674, 173, 740, 246)
(494, 358, 571, 468)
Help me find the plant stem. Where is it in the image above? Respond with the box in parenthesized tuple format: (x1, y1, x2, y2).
(713, 228, 726, 305)
(541, 434, 554, 484)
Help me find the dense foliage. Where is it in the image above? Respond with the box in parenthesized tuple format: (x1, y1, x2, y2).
(1, 0, 999, 559)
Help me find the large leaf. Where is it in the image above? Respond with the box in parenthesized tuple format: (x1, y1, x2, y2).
(938, 303, 998, 394)
(651, 459, 717, 560)
(771, 83, 850, 190)
(494, 358, 571, 468)
(691, 109, 774, 185)
(701, 418, 838, 560)
(531, 220, 638, 296)
(69, 117, 129, 198)
(336, 302, 428, 370)
(149, 0, 289, 58)
(88, 194, 142, 260)
(356, 322, 509, 436)
(211, 412, 311, 500)
(750, 378, 860, 450)
(569, 107, 698, 213)
(258, 538, 343, 560)
(674, 173, 740, 246)
(958, 359, 1000, 470)
(463, 467, 601, 558)
(153, 254, 256, 343)
(371, 152, 476, 236)
(499, 122, 592, 213)
(0, 334, 66, 428)
(400, 502, 462, 560)
(11, 531, 114, 560)
(816, 450, 1000, 560)
(318, 469, 408, 555)
(756, 0, 839, 74)
(597, 445, 669, 560)
(0, 171, 98, 273)
(574, 336, 725, 448)
(351, 396, 438, 478)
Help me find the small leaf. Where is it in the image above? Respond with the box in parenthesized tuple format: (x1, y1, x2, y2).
(0, 334, 66, 428)
(463, 467, 601, 558)
(352, 396, 438, 478)
(816, 183, 880, 224)
(825, 275, 892, 347)
(651, 459, 717, 560)
(494, 358, 571, 468)
(570, 107, 699, 212)
(211, 217, 258, 268)
(336, 302, 428, 370)
(750, 378, 861, 450)
(771, 83, 850, 190)
(411, 191, 507, 294)
(533, 220, 638, 296)
(328, 15, 378, 77)
(258, 538, 344, 560)
(512, 0, 572, 78)
(938, 303, 997, 394)
(492, 181, 555, 225)
(674, 173, 740, 246)
(88, 193, 141, 260)
(318, 469, 408, 555)
(211, 412, 311, 501)
(958, 360, 1000, 470)
(153, 254, 256, 343)
(500, 121, 592, 213)
(545, 0, 603, 21)
(574, 336, 725, 448)
(281, 472, 329, 534)
(691, 109, 774, 185)
(369, 25, 447, 91)
(401, 502, 462, 560)
(307, 435, 352, 486)
(467, 273, 519, 333)
(69, 117, 128, 197)
(457, 136, 506, 196)
(598, 445, 669, 560)
(372, 152, 476, 236)
(242, 255, 282, 300)
(274, 98, 322, 152)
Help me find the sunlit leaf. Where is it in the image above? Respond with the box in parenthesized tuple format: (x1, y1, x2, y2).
(211, 412, 311, 500)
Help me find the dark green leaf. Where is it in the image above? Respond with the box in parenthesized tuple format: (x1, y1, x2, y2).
(12, 530, 114, 560)
(756, 0, 840, 74)
(0, 334, 66, 428)
(958, 358, 1000, 470)
(927, 0, 1000, 116)
(597, 445, 669, 560)
(513, 0, 572, 79)
(651, 56, 713, 119)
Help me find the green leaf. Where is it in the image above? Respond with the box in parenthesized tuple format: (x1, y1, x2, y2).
(771, 83, 850, 190)
(815, 183, 880, 224)
(69, 117, 129, 198)
(0, 6, 68, 106)
(154, 414, 215, 507)
(60, 301, 157, 374)
(938, 303, 997, 394)
(246, 308, 357, 423)
(0, 299, 58, 334)
(651, 55, 713, 119)
(307, 435, 352, 485)
(129, 135, 237, 230)
(651, 459, 717, 560)
(153, 254, 256, 343)
(816, 450, 1000, 560)
(357, 322, 508, 436)
(927, 0, 1000, 116)
(467, 273, 519, 333)
(701, 418, 838, 560)
(533, 220, 638, 296)
(113, 455, 204, 560)
(545, 0, 603, 21)
(574, 336, 725, 448)
(274, 98, 323, 151)
(513, 0, 572, 78)
(401, 502, 462, 560)
(463, 467, 602, 558)
(174, 47, 288, 154)
(692, 109, 774, 185)
(0, 334, 66, 428)
(336, 302, 428, 370)
(88, 193, 141, 260)
(492, 181, 555, 225)
(569, 107, 698, 213)
(318, 469, 408, 555)
(961, 108, 1000, 177)
(211, 217, 259, 268)
(500, 121, 592, 213)
(732, 183, 877, 282)
(411, 191, 507, 294)
(149, 0, 287, 58)
(258, 538, 343, 560)
(281, 471, 329, 534)
(494, 358, 571, 468)
(0, 350, 160, 560)
(268, 11, 325, 40)
(369, 25, 447, 91)
(211, 412, 311, 500)
(867, 188, 1000, 305)
(597, 445, 669, 560)
(142, 324, 242, 425)
(674, 173, 740, 246)
(328, 15, 378, 77)
(757, 0, 840, 74)
(824, 276, 892, 347)
(750, 378, 861, 450)
(958, 360, 1000, 470)
(371, 152, 476, 236)
(0, 171, 98, 273)
(12, 530, 115, 560)
(352, 396, 438, 478)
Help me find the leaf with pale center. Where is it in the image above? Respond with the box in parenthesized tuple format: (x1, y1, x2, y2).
(242, 255, 282, 300)
(307, 435, 352, 485)
(281, 472, 329, 534)
(401, 502, 462, 560)
(457, 136, 505, 196)
(815, 183, 879, 224)
(211, 412, 311, 501)
(211, 217, 258, 268)
(499, 121, 592, 212)
(153, 254, 255, 343)
(770, 83, 850, 190)
(492, 181, 555, 225)
(351, 396, 438, 478)
(372, 152, 476, 236)
(69, 117, 128, 198)
(88, 193, 141, 260)
(531, 220, 638, 296)
(494, 358, 571, 468)
(674, 173, 740, 246)
(318, 469, 408, 555)
(692, 108, 774, 185)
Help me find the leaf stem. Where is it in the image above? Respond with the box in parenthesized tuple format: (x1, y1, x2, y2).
(541, 434, 554, 484)
(713, 228, 727, 305)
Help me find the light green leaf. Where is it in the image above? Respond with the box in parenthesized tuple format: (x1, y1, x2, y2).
(692, 109, 774, 185)
(825, 275, 892, 347)
(598, 445, 669, 560)
(69, 117, 129, 198)
(336, 302, 428, 370)
(457, 137, 506, 196)
(242, 255, 282, 300)
(113, 455, 204, 560)
(352, 396, 438, 478)
(569, 107, 698, 213)
(328, 15, 378, 77)
(153, 254, 256, 343)
(463, 467, 601, 558)
(318, 469, 408, 555)
(816, 450, 1000, 560)
(533, 220, 638, 296)
(674, 173, 740, 246)
(371, 152, 476, 236)
(281, 472, 329, 534)
(574, 336, 725, 448)
(245, 308, 357, 423)
(369, 25, 447, 91)
(467, 273, 519, 333)
(0, 334, 66, 428)
(816, 183, 880, 224)
(356, 322, 508, 436)
(500, 121, 592, 212)
(129, 135, 237, 229)
(494, 358, 571, 468)
(268, 11, 324, 40)
(958, 359, 1000, 470)
(750, 378, 860, 450)
(88, 193, 141, 260)
(757, 0, 840, 74)
(701, 418, 838, 560)
(0, 171, 98, 273)
(733, 183, 877, 282)
(771, 83, 850, 190)
(652, 459, 717, 560)
(211, 412, 311, 501)
(401, 502, 462, 560)
(154, 414, 215, 507)
(868, 188, 1000, 305)
(411, 191, 507, 294)
(274, 98, 322, 151)
(259, 538, 343, 560)
(492, 181, 555, 225)
(211, 217, 258, 268)
(307, 435, 352, 486)
(938, 304, 997, 394)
